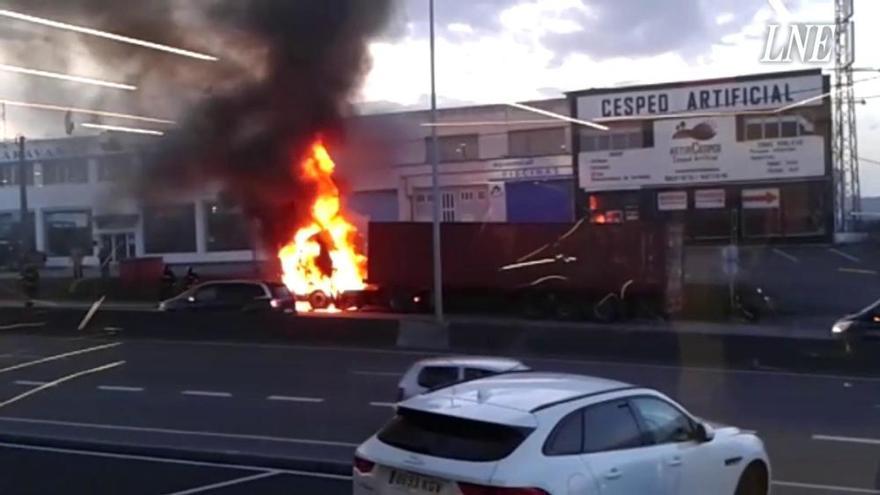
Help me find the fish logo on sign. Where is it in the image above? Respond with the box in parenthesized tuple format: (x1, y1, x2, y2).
(672, 121, 717, 141)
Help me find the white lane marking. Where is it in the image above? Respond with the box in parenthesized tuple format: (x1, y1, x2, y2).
(773, 480, 880, 494)
(0, 322, 47, 331)
(161, 471, 281, 495)
(0, 361, 125, 409)
(351, 370, 401, 377)
(78, 296, 107, 331)
(773, 248, 799, 263)
(829, 248, 861, 263)
(812, 434, 880, 446)
(133, 339, 880, 383)
(13, 380, 47, 386)
(181, 390, 232, 398)
(369, 401, 396, 408)
(838, 268, 878, 276)
(267, 395, 324, 403)
(0, 342, 121, 375)
(0, 441, 353, 479)
(0, 416, 360, 448)
(97, 385, 144, 393)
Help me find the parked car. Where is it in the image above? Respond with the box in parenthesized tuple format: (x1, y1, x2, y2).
(397, 356, 530, 401)
(355, 372, 770, 495)
(158, 280, 296, 314)
(832, 298, 880, 354)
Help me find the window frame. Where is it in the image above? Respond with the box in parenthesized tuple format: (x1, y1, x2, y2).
(542, 397, 650, 457)
(542, 409, 584, 457)
(626, 395, 699, 446)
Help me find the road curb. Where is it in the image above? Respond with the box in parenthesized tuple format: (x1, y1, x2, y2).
(0, 432, 353, 476)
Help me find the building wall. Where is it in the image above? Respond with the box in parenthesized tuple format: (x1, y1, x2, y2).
(345, 99, 576, 224)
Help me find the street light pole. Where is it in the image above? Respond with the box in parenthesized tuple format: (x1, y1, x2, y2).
(17, 136, 30, 259)
(429, 0, 444, 324)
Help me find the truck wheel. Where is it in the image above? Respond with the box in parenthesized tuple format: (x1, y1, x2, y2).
(308, 290, 331, 311)
(388, 291, 414, 313)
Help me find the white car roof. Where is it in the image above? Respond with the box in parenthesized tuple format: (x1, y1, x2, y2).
(413, 356, 526, 371)
(401, 372, 633, 424)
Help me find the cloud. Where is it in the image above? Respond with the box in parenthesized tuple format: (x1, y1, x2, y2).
(399, 0, 774, 62)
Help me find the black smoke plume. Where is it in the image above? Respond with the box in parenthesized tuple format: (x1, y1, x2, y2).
(1, 0, 396, 249)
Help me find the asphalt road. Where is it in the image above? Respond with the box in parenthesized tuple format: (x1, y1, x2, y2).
(0, 443, 351, 495)
(0, 332, 877, 494)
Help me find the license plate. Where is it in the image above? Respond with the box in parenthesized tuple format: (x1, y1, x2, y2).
(388, 470, 444, 493)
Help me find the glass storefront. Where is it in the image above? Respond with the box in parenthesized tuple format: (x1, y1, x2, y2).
(583, 180, 831, 244)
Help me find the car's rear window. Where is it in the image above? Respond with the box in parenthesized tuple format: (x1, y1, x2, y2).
(377, 407, 532, 462)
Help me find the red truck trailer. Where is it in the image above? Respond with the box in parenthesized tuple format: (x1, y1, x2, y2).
(351, 220, 680, 320)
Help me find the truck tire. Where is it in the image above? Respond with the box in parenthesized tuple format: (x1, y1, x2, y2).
(308, 290, 331, 311)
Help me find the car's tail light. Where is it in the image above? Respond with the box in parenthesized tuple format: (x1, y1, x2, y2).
(353, 455, 375, 474)
(270, 298, 281, 309)
(458, 483, 549, 495)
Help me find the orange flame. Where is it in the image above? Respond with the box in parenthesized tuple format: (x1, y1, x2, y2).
(278, 140, 366, 310)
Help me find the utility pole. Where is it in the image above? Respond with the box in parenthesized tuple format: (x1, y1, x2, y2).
(833, 0, 859, 231)
(17, 136, 30, 259)
(429, 0, 444, 324)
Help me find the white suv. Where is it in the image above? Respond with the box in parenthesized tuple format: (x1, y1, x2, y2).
(354, 372, 769, 495)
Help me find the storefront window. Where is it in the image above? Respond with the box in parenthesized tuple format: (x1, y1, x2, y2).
(205, 201, 251, 252)
(742, 208, 782, 238)
(143, 204, 196, 254)
(44, 210, 93, 256)
(688, 210, 732, 240)
(783, 183, 826, 236)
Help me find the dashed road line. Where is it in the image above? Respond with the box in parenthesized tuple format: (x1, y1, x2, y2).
(181, 390, 232, 398)
(267, 395, 324, 403)
(773, 480, 880, 494)
(98, 385, 144, 393)
(838, 268, 878, 276)
(0, 322, 47, 331)
(772, 248, 799, 263)
(828, 248, 861, 263)
(13, 380, 47, 387)
(0, 416, 361, 448)
(351, 370, 401, 377)
(0, 342, 121, 375)
(161, 471, 281, 495)
(812, 434, 880, 446)
(0, 361, 125, 409)
(369, 401, 396, 408)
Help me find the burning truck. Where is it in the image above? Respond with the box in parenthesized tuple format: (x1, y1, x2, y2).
(275, 143, 678, 320)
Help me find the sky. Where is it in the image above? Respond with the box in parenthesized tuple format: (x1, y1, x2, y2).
(361, 0, 880, 195)
(0, 0, 878, 195)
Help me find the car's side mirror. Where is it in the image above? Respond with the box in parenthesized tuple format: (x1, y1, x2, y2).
(695, 422, 715, 443)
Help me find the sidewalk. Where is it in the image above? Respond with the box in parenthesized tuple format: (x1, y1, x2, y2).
(0, 299, 157, 312)
(0, 297, 836, 340)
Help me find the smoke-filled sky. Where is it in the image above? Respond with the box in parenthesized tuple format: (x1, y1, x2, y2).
(0, 0, 879, 194)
